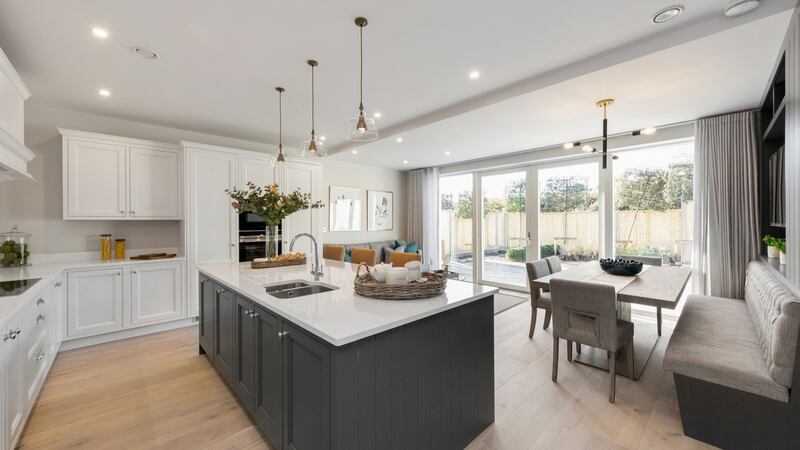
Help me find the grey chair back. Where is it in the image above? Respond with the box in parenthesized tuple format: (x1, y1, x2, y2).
(620, 255, 662, 266)
(550, 279, 618, 351)
(545, 256, 563, 273)
(526, 260, 551, 295)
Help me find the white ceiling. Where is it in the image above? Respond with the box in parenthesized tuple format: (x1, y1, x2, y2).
(0, 0, 794, 170)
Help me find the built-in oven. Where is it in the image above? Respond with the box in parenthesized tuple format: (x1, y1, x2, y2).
(238, 213, 281, 262)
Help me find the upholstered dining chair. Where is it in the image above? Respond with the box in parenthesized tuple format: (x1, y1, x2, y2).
(550, 278, 634, 403)
(545, 255, 562, 274)
(322, 244, 345, 261)
(620, 255, 663, 335)
(350, 247, 377, 266)
(389, 252, 422, 267)
(525, 260, 552, 338)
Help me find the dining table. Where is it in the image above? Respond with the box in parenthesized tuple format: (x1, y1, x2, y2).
(532, 261, 691, 380)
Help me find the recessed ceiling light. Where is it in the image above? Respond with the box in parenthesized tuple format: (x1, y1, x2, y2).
(396, 137, 403, 143)
(724, 0, 759, 17)
(98, 89, 111, 97)
(373, 112, 382, 118)
(320, 135, 326, 141)
(651, 6, 684, 24)
(403, 160, 408, 165)
(351, 150, 358, 154)
(582, 144, 594, 153)
(469, 71, 480, 80)
(132, 47, 159, 60)
(445, 151, 451, 156)
(642, 127, 657, 135)
(563, 142, 574, 150)
(92, 27, 109, 39)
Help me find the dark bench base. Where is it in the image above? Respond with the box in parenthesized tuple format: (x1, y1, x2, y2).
(674, 374, 799, 449)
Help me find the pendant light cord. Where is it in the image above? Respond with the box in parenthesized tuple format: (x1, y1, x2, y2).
(311, 64, 316, 136)
(278, 89, 283, 150)
(359, 24, 364, 115)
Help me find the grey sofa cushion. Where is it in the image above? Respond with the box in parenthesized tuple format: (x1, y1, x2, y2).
(663, 294, 789, 402)
(382, 246, 405, 264)
(743, 261, 800, 388)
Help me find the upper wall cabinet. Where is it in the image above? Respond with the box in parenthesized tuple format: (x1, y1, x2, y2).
(0, 45, 35, 182)
(60, 129, 182, 220)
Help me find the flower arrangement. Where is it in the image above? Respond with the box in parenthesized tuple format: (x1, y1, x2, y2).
(227, 182, 324, 225)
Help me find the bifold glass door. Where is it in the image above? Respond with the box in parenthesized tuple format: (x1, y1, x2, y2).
(534, 161, 601, 269)
(477, 170, 529, 288)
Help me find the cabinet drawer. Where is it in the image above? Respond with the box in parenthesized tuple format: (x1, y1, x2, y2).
(22, 329, 49, 404)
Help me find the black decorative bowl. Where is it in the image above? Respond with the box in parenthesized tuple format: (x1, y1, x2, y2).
(599, 258, 643, 276)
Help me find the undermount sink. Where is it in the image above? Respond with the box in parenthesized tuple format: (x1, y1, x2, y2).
(264, 280, 338, 299)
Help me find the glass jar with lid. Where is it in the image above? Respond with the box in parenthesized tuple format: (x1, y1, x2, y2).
(0, 225, 31, 267)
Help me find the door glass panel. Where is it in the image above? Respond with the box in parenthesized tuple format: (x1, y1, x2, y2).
(439, 174, 474, 282)
(480, 171, 527, 287)
(613, 141, 694, 265)
(538, 162, 599, 269)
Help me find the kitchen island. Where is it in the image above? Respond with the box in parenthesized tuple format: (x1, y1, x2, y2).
(197, 259, 498, 450)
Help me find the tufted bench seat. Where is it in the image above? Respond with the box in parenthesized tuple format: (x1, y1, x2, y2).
(663, 260, 800, 449)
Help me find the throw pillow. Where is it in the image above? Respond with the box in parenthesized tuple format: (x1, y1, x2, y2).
(405, 241, 418, 253)
(394, 239, 407, 248)
(344, 249, 352, 262)
(383, 245, 405, 264)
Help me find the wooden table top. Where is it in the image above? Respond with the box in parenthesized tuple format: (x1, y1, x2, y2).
(532, 261, 691, 310)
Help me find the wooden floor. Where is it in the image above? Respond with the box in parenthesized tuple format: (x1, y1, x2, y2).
(19, 303, 715, 450)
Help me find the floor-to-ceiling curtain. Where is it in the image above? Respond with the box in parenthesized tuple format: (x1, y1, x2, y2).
(693, 111, 761, 298)
(407, 167, 440, 268)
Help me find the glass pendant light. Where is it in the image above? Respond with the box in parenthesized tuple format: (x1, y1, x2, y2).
(273, 87, 286, 167)
(302, 59, 325, 157)
(347, 17, 379, 141)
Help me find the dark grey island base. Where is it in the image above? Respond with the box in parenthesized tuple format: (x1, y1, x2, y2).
(198, 274, 495, 450)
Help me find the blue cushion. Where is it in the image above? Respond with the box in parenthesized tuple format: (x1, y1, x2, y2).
(405, 241, 418, 253)
(344, 249, 352, 262)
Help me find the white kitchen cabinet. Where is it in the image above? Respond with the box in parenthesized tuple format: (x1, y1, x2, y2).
(67, 267, 125, 338)
(2, 316, 22, 450)
(239, 154, 275, 187)
(130, 261, 184, 326)
(64, 138, 127, 218)
(184, 143, 240, 317)
(128, 145, 181, 218)
(279, 160, 323, 255)
(60, 129, 181, 220)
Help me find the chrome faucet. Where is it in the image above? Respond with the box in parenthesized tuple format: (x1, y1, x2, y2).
(289, 233, 323, 281)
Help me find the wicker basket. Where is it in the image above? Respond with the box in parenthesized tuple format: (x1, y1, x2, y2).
(353, 263, 449, 300)
(251, 257, 306, 269)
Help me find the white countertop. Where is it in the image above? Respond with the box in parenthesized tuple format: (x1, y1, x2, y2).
(0, 257, 186, 330)
(198, 260, 498, 346)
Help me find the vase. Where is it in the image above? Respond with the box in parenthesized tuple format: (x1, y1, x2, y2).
(266, 225, 281, 260)
(767, 246, 780, 258)
(780, 251, 786, 265)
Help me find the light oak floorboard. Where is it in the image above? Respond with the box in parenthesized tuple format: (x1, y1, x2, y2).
(20, 302, 713, 450)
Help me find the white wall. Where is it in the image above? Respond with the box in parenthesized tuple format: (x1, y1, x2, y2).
(321, 159, 407, 245)
(0, 102, 409, 254)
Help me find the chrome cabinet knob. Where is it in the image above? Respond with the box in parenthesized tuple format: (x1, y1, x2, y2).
(55, 282, 63, 287)
(14, 327, 20, 336)
(36, 314, 45, 325)
(37, 298, 45, 306)
(131, 210, 136, 215)
(277, 331, 289, 338)
(251, 312, 259, 318)
(36, 352, 45, 361)
(120, 210, 125, 214)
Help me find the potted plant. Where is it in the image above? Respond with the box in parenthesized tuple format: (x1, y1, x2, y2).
(763, 235, 781, 258)
(227, 182, 323, 259)
(777, 238, 787, 265)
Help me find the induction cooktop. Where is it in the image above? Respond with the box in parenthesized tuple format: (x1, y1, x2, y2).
(0, 278, 41, 297)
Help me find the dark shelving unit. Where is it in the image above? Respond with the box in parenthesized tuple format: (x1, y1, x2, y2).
(759, 52, 786, 255)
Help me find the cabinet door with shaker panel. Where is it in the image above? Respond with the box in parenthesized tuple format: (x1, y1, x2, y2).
(67, 268, 125, 338)
(130, 261, 184, 327)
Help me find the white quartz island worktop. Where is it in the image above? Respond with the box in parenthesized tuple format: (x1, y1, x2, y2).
(197, 260, 499, 346)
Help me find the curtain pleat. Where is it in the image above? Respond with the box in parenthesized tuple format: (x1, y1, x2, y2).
(406, 168, 440, 268)
(693, 111, 761, 298)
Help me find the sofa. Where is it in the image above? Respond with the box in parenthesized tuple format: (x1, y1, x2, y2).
(336, 240, 420, 266)
(663, 260, 800, 449)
